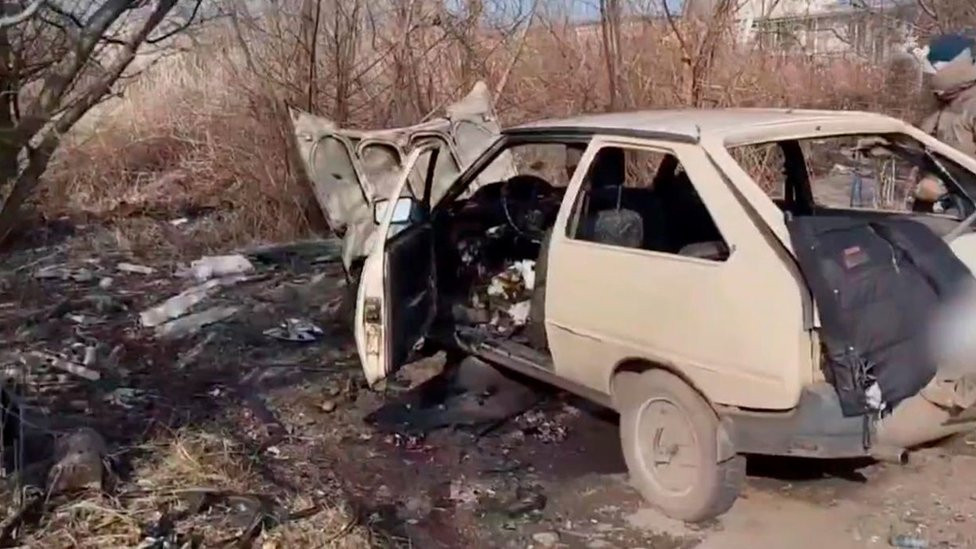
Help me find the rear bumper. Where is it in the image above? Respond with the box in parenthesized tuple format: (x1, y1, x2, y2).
(720, 383, 872, 459)
(721, 377, 976, 459)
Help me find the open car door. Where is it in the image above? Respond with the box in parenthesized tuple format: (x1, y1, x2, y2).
(355, 143, 442, 386)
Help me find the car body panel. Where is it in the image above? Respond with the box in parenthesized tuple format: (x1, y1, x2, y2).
(544, 136, 812, 410)
(354, 144, 439, 385)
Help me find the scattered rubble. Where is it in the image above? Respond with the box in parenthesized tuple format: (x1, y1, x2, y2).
(23, 351, 100, 382)
(155, 306, 239, 339)
(187, 254, 254, 282)
(116, 262, 156, 275)
(140, 278, 231, 328)
(264, 318, 324, 342)
(34, 264, 95, 282)
(532, 530, 561, 547)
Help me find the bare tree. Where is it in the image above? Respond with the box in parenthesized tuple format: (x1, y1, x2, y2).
(662, 0, 736, 106)
(600, 0, 623, 109)
(0, 0, 204, 244)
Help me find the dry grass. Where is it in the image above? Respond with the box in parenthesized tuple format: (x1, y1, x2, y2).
(32, 16, 915, 256)
(38, 44, 325, 255)
(15, 428, 370, 548)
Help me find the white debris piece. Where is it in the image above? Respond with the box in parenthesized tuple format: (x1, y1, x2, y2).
(486, 260, 536, 299)
(188, 254, 254, 282)
(487, 276, 507, 298)
(511, 260, 536, 291)
(155, 306, 239, 339)
(508, 301, 531, 326)
(34, 265, 95, 282)
(26, 351, 101, 381)
(116, 262, 155, 275)
(140, 279, 222, 327)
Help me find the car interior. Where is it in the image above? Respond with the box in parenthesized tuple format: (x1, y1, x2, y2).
(762, 136, 976, 236)
(420, 141, 729, 365)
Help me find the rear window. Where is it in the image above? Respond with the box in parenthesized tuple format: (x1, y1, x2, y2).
(727, 133, 976, 215)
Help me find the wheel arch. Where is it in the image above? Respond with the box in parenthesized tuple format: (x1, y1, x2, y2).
(610, 357, 714, 411)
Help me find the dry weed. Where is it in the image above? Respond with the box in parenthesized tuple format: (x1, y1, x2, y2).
(34, 18, 918, 256)
(15, 429, 369, 548)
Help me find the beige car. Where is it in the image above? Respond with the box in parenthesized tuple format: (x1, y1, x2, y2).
(301, 108, 976, 522)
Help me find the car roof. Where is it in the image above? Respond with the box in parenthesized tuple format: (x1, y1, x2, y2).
(505, 108, 909, 145)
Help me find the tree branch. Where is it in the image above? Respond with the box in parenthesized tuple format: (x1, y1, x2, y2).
(0, 0, 44, 29)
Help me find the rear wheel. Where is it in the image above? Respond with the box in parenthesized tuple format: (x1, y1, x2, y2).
(613, 369, 744, 522)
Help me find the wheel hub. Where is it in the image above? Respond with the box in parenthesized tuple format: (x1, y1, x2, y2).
(637, 398, 700, 496)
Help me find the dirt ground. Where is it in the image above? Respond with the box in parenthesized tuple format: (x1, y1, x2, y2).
(3, 221, 976, 548)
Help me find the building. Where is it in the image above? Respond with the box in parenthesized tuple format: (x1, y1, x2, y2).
(734, 0, 917, 61)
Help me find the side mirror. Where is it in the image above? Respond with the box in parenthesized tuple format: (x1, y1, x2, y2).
(373, 196, 418, 225)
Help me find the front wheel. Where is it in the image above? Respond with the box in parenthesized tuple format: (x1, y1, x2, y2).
(613, 369, 745, 522)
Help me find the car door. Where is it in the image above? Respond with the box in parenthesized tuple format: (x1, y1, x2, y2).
(355, 143, 442, 386)
(545, 136, 812, 410)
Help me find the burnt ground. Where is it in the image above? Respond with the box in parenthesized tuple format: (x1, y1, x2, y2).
(4, 223, 976, 548)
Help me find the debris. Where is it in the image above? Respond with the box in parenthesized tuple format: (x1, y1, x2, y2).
(139, 275, 248, 328)
(104, 387, 145, 409)
(173, 489, 290, 544)
(188, 254, 254, 282)
(25, 351, 101, 381)
(517, 409, 569, 443)
(263, 318, 323, 342)
(169, 217, 189, 226)
(176, 332, 216, 369)
(98, 277, 113, 289)
(116, 262, 156, 275)
(34, 265, 95, 282)
(82, 346, 96, 367)
(487, 261, 535, 300)
(319, 400, 337, 413)
(155, 306, 239, 339)
(367, 358, 539, 435)
(244, 238, 343, 265)
(506, 484, 547, 518)
(449, 478, 482, 506)
(140, 279, 222, 327)
(508, 300, 531, 326)
(889, 534, 929, 548)
(47, 427, 108, 495)
(532, 531, 560, 547)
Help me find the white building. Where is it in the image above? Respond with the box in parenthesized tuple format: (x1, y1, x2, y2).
(735, 0, 917, 61)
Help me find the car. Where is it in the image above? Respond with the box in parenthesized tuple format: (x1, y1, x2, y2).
(294, 106, 976, 522)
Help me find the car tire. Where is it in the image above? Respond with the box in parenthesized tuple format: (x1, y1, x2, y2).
(613, 369, 745, 522)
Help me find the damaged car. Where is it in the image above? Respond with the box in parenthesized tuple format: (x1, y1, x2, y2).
(296, 106, 976, 523)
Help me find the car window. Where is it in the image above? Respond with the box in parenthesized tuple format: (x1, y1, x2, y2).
(727, 143, 786, 200)
(410, 135, 461, 204)
(456, 141, 590, 201)
(728, 134, 976, 218)
(800, 136, 916, 211)
(360, 142, 403, 199)
(567, 145, 730, 262)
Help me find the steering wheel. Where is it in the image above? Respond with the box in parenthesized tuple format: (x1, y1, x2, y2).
(499, 174, 555, 241)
